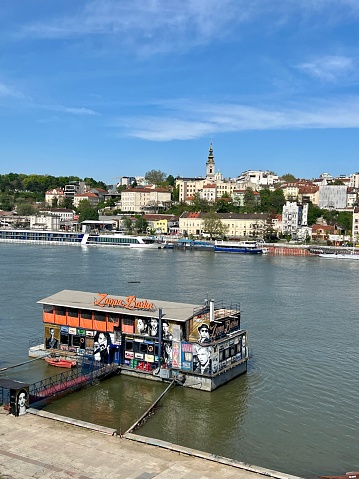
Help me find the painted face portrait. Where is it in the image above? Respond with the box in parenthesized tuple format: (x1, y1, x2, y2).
(17, 390, 27, 416)
(162, 322, 172, 339)
(137, 318, 147, 334)
(198, 324, 210, 343)
(197, 347, 210, 367)
(150, 318, 158, 336)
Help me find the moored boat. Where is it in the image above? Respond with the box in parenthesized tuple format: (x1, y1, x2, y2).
(81, 232, 163, 249)
(320, 472, 359, 479)
(318, 253, 359, 260)
(214, 240, 264, 254)
(45, 357, 77, 368)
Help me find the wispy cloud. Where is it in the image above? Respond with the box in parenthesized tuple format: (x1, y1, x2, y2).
(297, 56, 355, 82)
(49, 105, 98, 116)
(21, 0, 359, 55)
(114, 97, 359, 141)
(0, 81, 24, 99)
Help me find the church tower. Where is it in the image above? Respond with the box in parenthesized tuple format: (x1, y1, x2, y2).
(206, 142, 215, 180)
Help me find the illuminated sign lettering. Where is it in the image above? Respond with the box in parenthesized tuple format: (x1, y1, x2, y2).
(94, 293, 156, 312)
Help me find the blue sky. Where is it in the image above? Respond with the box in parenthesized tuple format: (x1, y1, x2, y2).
(1, 0, 359, 184)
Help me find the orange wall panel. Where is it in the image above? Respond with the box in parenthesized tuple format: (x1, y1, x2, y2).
(67, 315, 80, 327)
(122, 324, 134, 334)
(79, 318, 93, 329)
(43, 311, 54, 323)
(54, 314, 67, 325)
(93, 320, 107, 332)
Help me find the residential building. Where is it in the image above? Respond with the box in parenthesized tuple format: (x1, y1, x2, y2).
(29, 214, 60, 230)
(179, 211, 268, 239)
(73, 192, 100, 208)
(45, 188, 65, 206)
(236, 170, 280, 189)
(318, 185, 348, 209)
(64, 181, 86, 200)
(353, 207, 359, 243)
(120, 187, 171, 213)
(39, 208, 75, 222)
(281, 202, 308, 239)
(143, 214, 179, 235)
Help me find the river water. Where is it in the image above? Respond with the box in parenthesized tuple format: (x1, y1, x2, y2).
(0, 243, 358, 478)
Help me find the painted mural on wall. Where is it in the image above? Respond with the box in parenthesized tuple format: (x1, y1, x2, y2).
(193, 344, 212, 374)
(45, 325, 60, 349)
(16, 388, 29, 416)
(135, 318, 174, 339)
(93, 331, 115, 363)
(189, 314, 240, 343)
(191, 332, 247, 375)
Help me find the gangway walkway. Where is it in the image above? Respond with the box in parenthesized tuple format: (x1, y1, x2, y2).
(0, 355, 119, 408)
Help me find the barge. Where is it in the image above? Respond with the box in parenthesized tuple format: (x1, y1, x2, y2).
(36, 290, 248, 391)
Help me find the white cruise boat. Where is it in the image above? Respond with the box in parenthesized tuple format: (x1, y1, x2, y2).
(81, 232, 163, 249)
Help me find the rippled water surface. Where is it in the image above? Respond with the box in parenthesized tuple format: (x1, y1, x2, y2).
(1, 243, 358, 478)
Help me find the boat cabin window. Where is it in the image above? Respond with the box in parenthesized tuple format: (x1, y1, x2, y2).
(60, 333, 69, 345)
(72, 335, 85, 348)
(80, 310, 92, 319)
(43, 305, 53, 313)
(108, 314, 120, 325)
(68, 308, 78, 318)
(94, 311, 106, 322)
(55, 306, 66, 316)
(125, 340, 133, 351)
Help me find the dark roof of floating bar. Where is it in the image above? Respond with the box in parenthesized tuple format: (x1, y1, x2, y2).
(37, 289, 202, 323)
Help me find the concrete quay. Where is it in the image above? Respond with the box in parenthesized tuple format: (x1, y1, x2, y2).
(0, 408, 303, 479)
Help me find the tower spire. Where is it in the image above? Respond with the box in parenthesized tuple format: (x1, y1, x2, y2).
(206, 141, 215, 180)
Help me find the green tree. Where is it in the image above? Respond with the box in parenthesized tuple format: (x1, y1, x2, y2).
(281, 173, 297, 182)
(202, 212, 228, 239)
(191, 193, 211, 213)
(271, 189, 285, 213)
(62, 197, 74, 209)
(77, 200, 99, 223)
(15, 199, 37, 216)
(122, 216, 133, 233)
(307, 203, 322, 226)
(243, 187, 256, 213)
(166, 175, 175, 187)
(145, 170, 167, 186)
(135, 216, 149, 233)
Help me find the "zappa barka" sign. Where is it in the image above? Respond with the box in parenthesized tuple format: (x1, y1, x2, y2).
(94, 293, 156, 311)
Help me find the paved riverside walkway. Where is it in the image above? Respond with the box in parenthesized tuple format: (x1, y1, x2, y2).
(0, 408, 303, 479)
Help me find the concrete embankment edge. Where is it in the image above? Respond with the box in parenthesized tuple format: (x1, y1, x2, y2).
(29, 408, 303, 479)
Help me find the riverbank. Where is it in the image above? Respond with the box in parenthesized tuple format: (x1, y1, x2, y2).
(0, 407, 303, 479)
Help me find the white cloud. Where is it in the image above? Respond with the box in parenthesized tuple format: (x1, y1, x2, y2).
(115, 97, 359, 141)
(297, 56, 355, 82)
(0, 81, 24, 98)
(50, 106, 98, 116)
(22, 0, 359, 55)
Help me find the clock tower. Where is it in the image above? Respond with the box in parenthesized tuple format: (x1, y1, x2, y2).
(206, 142, 215, 180)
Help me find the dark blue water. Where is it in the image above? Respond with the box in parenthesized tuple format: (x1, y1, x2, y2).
(0, 243, 358, 478)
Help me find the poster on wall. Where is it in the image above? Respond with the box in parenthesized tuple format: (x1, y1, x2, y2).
(181, 342, 193, 371)
(93, 331, 114, 362)
(172, 341, 181, 369)
(10, 385, 30, 416)
(193, 344, 212, 375)
(44, 325, 60, 349)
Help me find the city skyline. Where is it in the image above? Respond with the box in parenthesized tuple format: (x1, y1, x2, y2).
(1, 1, 359, 184)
